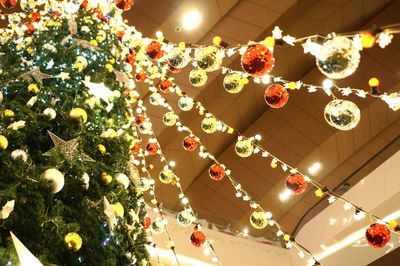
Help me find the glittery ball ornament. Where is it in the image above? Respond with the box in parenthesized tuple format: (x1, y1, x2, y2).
(195, 46, 223, 72)
(151, 218, 165, 234)
(162, 111, 178, 126)
(42, 168, 65, 194)
(143, 216, 151, 229)
(190, 231, 206, 247)
(241, 44, 274, 77)
(316, 36, 361, 79)
(250, 210, 268, 230)
(182, 136, 198, 152)
(138, 121, 152, 134)
(178, 96, 194, 111)
(1, 0, 17, 9)
(235, 138, 254, 158)
(169, 64, 183, 73)
(168, 47, 191, 69)
(285, 173, 307, 195)
(146, 41, 164, 60)
(159, 168, 175, 184)
(177, 210, 196, 227)
(189, 69, 208, 87)
(135, 71, 147, 82)
(209, 164, 225, 181)
(264, 84, 289, 108)
(149, 92, 162, 105)
(64, 232, 83, 252)
(69, 107, 88, 123)
(324, 99, 360, 131)
(139, 177, 152, 192)
(366, 223, 391, 248)
(223, 73, 245, 94)
(20, 0, 39, 12)
(201, 116, 218, 134)
(115, 0, 133, 11)
(146, 143, 159, 155)
(159, 79, 174, 93)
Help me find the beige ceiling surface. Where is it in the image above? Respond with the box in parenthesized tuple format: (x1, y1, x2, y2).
(128, 0, 400, 242)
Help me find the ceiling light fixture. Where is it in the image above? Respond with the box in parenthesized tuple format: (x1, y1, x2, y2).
(182, 10, 202, 31)
(308, 162, 322, 175)
(279, 189, 292, 202)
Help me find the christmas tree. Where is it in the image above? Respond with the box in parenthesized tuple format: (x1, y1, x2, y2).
(0, 0, 149, 265)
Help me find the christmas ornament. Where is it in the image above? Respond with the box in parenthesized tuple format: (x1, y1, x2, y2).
(168, 64, 182, 73)
(209, 164, 225, 181)
(138, 121, 152, 134)
(69, 107, 88, 123)
(151, 218, 165, 234)
(324, 99, 361, 131)
(178, 96, 194, 111)
(366, 223, 391, 248)
(316, 36, 361, 79)
(285, 173, 307, 195)
(159, 168, 175, 184)
(162, 111, 178, 126)
(0, 200, 15, 219)
(10, 232, 43, 266)
(64, 232, 83, 252)
(223, 73, 245, 94)
(135, 71, 147, 82)
(0, 135, 9, 150)
(23, 22, 35, 35)
(43, 108, 56, 120)
(115, 173, 130, 189)
(100, 172, 112, 185)
(0, 91, 3, 103)
(112, 202, 124, 217)
(195, 46, 223, 72)
(104, 197, 117, 230)
(42, 168, 65, 194)
(182, 136, 198, 152)
(146, 143, 159, 155)
(235, 138, 254, 158)
(361, 32, 375, 48)
(0, 0, 17, 9)
(190, 231, 206, 247)
(20, 0, 39, 12)
(167, 47, 191, 69)
(139, 177, 152, 192)
(143, 216, 151, 229)
(146, 41, 164, 60)
(250, 210, 268, 229)
(264, 84, 289, 108)
(97, 144, 106, 155)
(159, 79, 173, 93)
(81, 173, 90, 190)
(135, 115, 145, 125)
(11, 149, 28, 162)
(177, 210, 196, 227)
(149, 92, 162, 105)
(189, 69, 208, 87)
(115, 0, 133, 11)
(201, 116, 218, 134)
(241, 44, 274, 77)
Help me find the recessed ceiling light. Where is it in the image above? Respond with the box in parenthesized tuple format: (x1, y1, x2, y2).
(308, 162, 322, 175)
(182, 10, 202, 31)
(279, 189, 292, 202)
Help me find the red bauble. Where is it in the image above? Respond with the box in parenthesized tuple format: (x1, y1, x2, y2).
(159, 79, 173, 93)
(135, 72, 147, 82)
(241, 44, 274, 77)
(131, 142, 141, 154)
(143, 217, 151, 229)
(366, 223, 391, 248)
(135, 115, 145, 125)
(146, 41, 164, 60)
(80, 0, 88, 9)
(126, 50, 136, 65)
(146, 143, 159, 155)
(0, 0, 16, 9)
(182, 136, 198, 152)
(23, 23, 35, 35)
(264, 84, 289, 108)
(285, 173, 307, 195)
(168, 64, 183, 73)
(30, 12, 41, 22)
(209, 164, 225, 181)
(190, 231, 206, 247)
(115, 0, 133, 11)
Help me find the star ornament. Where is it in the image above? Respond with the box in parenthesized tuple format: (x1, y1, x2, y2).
(43, 131, 95, 163)
(104, 197, 117, 231)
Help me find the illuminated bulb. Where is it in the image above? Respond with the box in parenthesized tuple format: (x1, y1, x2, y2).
(353, 210, 366, 221)
(155, 31, 163, 39)
(254, 134, 262, 141)
(182, 10, 202, 31)
(169, 161, 176, 167)
(308, 258, 316, 266)
(328, 196, 336, 204)
(204, 247, 211, 255)
(261, 75, 271, 84)
(298, 251, 305, 259)
(264, 212, 272, 219)
(343, 202, 352, 211)
(181, 198, 189, 204)
(276, 230, 283, 237)
(368, 77, 379, 87)
(243, 228, 249, 237)
(322, 79, 333, 89)
(308, 162, 322, 175)
(279, 189, 292, 202)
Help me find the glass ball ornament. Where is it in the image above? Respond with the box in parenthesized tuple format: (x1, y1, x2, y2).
(182, 136, 198, 152)
(209, 164, 225, 181)
(146, 143, 159, 155)
(190, 231, 206, 247)
(64, 232, 83, 252)
(189, 69, 208, 87)
(149, 92, 162, 105)
(168, 64, 183, 73)
(138, 121, 152, 134)
(177, 210, 196, 227)
(151, 218, 165, 234)
(235, 138, 254, 158)
(146, 41, 164, 60)
(135, 71, 147, 82)
(162, 111, 178, 126)
(201, 116, 218, 134)
(143, 216, 151, 229)
(195, 46, 223, 72)
(167, 47, 191, 69)
(20, 0, 39, 12)
(1, 0, 17, 9)
(285, 173, 307, 195)
(115, 0, 133, 11)
(159, 79, 174, 93)
(23, 22, 35, 35)
(316, 36, 361, 79)
(324, 99, 361, 131)
(159, 168, 175, 184)
(366, 223, 391, 248)
(250, 210, 268, 230)
(139, 177, 152, 192)
(223, 73, 245, 94)
(241, 44, 275, 77)
(264, 84, 289, 108)
(178, 96, 194, 111)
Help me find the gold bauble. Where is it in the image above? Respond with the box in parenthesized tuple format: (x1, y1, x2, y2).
(69, 108, 88, 123)
(223, 73, 245, 94)
(195, 46, 223, 72)
(42, 168, 65, 194)
(201, 116, 218, 134)
(4, 109, 15, 118)
(159, 168, 175, 184)
(100, 172, 112, 185)
(64, 232, 83, 252)
(0, 135, 8, 151)
(235, 138, 254, 158)
(112, 202, 124, 217)
(189, 69, 208, 87)
(97, 144, 106, 155)
(249, 210, 268, 230)
(162, 111, 178, 126)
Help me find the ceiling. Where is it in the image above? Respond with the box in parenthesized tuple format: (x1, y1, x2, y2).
(127, 0, 400, 262)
